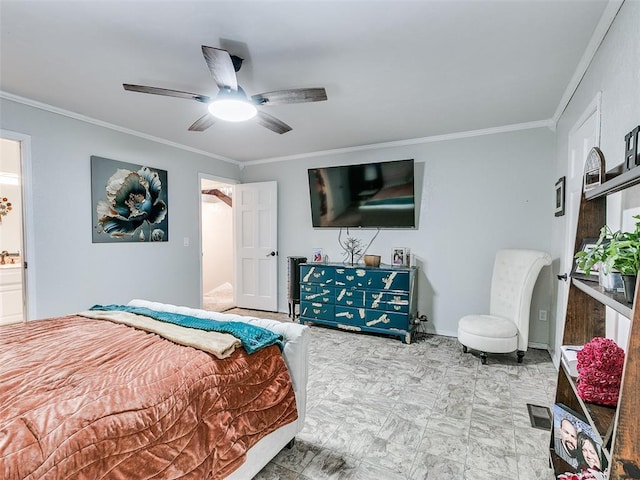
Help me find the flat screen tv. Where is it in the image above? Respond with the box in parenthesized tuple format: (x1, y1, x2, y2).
(308, 159, 416, 228)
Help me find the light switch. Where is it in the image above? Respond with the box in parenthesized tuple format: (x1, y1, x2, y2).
(183, 237, 190, 247)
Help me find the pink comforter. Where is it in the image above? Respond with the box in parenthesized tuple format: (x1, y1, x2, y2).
(0, 315, 297, 479)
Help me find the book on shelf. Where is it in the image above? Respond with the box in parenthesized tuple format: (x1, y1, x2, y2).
(560, 345, 583, 378)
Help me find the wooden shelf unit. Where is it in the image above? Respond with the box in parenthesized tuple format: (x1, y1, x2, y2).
(552, 168, 640, 479)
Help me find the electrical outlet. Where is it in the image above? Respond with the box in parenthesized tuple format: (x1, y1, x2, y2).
(538, 310, 548, 321)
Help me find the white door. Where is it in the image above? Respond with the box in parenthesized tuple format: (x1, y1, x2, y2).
(233, 181, 278, 311)
(554, 95, 601, 361)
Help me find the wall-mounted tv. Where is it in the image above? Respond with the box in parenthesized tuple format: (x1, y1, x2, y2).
(308, 159, 416, 228)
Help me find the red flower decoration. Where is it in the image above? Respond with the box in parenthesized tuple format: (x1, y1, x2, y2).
(576, 337, 624, 406)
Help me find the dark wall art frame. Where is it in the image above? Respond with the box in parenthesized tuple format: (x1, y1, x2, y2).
(91, 156, 169, 243)
(555, 176, 566, 217)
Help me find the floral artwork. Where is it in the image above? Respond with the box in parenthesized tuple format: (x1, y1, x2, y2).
(91, 156, 168, 243)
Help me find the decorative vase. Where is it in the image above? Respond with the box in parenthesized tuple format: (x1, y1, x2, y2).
(364, 255, 381, 267)
(621, 274, 637, 304)
(599, 270, 624, 293)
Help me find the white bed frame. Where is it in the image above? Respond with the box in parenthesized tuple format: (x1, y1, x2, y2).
(127, 300, 310, 480)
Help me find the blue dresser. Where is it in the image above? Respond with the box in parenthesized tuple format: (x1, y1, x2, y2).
(299, 263, 418, 343)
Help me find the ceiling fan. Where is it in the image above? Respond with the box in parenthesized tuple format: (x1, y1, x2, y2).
(123, 45, 327, 134)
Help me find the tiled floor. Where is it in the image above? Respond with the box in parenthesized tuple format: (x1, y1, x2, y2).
(228, 309, 557, 480)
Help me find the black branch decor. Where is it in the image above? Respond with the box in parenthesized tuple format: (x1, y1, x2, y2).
(338, 228, 381, 265)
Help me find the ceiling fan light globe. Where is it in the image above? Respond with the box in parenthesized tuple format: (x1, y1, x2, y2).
(208, 99, 257, 122)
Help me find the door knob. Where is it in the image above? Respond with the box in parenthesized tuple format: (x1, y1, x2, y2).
(557, 273, 568, 281)
(266, 251, 278, 257)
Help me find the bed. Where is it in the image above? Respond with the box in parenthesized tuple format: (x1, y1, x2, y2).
(0, 299, 310, 479)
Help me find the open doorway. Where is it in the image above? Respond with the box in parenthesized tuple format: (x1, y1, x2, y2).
(200, 176, 235, 312)
(0, 137, 25, 324)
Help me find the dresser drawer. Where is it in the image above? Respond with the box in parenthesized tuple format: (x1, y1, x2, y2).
(300, 301, 334, 321)
(301, 285, 334, 303)
(300, 265, 335, 285)
(335, 287, 365, 308)
(365, 291, 410, 313)
(333, 267, 369, 287)
(364, 309, 409, 330)
(300, 284, 316, 294)
(366, 270, 410, 291)
(334, 305, 367, 326)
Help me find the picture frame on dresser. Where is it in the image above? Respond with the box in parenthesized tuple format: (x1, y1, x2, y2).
(392, 247, 406, 266)
(311, 248, 323, 263)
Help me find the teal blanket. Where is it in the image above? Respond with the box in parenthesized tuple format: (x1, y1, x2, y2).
(89, 305, 283, 354)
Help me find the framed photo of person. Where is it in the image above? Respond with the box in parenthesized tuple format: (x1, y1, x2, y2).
(552, 403, 608, 475)
(392, 247, 406, 266)
(311, 248, 324, 263)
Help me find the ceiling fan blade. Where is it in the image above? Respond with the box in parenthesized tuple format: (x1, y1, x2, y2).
(255, 111, 292, 134)
(201, 46, 238, 91)
(188, 113, 216, 132)
(252, 88, 327, 106)
(123, 84, 210, 103)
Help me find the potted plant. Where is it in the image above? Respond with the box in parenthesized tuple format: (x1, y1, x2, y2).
(575, 215, 640, 303)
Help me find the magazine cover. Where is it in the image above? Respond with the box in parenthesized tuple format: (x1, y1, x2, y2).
(553, 403, 609, 479)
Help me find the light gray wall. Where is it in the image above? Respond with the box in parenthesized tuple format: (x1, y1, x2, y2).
(241, 127, 556, 340)
(551, 0, 640, 362)
(3, 91, 556, 343)
(0, 98, 240, 319)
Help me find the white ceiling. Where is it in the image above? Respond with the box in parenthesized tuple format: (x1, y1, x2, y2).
(0, 1, 610, 164)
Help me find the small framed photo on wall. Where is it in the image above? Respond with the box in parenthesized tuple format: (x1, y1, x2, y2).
(392, 247, 407, 266)
(555, 176, 565, 217)
(312, 248, 324, 263)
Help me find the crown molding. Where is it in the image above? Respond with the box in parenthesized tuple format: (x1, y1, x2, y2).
(244, 119, 554, 166)
(0, 90, 239, 166)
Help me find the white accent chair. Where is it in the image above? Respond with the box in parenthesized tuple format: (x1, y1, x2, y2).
(457, 249, 552, 364)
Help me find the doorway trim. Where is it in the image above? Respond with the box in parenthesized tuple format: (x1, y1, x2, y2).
(1, 129, 37, 320)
